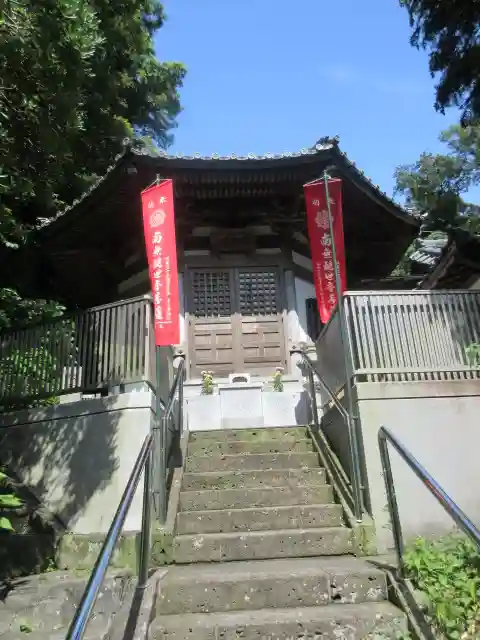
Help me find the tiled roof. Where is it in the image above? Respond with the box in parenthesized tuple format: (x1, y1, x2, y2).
(409, 237, 448, 267)
(131, 135, 337, 161)
(37, 136, 420, 231)
(418, 230, 480, 289)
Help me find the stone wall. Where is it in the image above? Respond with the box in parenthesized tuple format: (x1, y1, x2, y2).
(355, 381, 480, 552)
(0, 392, 155, 535)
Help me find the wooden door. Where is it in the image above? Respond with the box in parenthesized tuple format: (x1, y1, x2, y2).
(187, 269, 239, 377)
(236, 268, 286, 375)
(187, 267, 286, 377)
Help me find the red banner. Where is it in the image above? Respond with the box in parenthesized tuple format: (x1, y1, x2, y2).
(304, 178, 347, 324)
(141, 180, 180, 345)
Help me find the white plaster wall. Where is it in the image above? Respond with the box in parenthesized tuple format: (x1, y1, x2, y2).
(294, 277, 316, 345)
(355, 381, 480, 552)
(0, 393, 155, 534)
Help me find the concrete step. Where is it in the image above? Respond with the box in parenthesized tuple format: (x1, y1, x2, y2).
(176, 503, 343, 535)
(149, 601, 407, 639)
(155, 557, 388, 615)
(173, 527, 352, 563)
(189, 426, 308, 443)
(182, 467, 327, 491)
(185, 451, 319, 473)
(187, 438, 313, 456)
(179, 485, 334, 512)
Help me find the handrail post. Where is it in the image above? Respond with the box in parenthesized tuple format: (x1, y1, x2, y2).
(174, 351, 186, 438)
(177, 363, 184, 438)
(329, 296, 363, 522)
(154, 345, 167, 524)
(64, 343, 187, 638)
(138, 447, 152, 588)
(156, 352, 186, 525)
(378, 431, 405, 576)
(323, 172, 363, 523)
(378, 425, 480, 580)
(307, 368, 320, 431)
(158, 415, 167, 524)
(292, 346, 363, 522)
(65, 434, 153, 640)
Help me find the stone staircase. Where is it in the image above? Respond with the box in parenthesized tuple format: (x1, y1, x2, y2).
(149, 426, 407, 639)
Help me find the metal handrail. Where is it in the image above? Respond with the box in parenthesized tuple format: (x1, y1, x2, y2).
(378, 426, 480, 577)
(164, 357, 185, 422)
(156, 356, 185, 522)
(65, 433, 153, 640)
(65, 353, 186, 639)
(291, 348, 363, 522)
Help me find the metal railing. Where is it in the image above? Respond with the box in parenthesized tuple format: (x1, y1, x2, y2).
(153, 355, 185, 522)
(315, 306, 349, 400)
(378, 426, 480, 578)
(65, 354, 186, 640)
(316, 290, 480, 388)
(292, 348, 363, 522)
(0, 295, 155, 407)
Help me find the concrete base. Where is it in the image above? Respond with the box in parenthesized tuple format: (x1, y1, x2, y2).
(185, 384, 311, 432)
(356, 380, 480, 553)
(0, 392, 155, 535)
(219, 383, 263, 429)
(185, 395, 222, 431)
(321, 380, 480, 553)
(0, 569, 135, 638)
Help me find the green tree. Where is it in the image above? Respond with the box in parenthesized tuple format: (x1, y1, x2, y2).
(0, 0, 185, 328)
(400, 0, 480, 122)
(395, 122, 480, 234)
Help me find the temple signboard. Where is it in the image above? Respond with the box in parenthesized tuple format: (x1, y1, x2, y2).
(140, 179, 180, 345)
(304, 178, 347, 324)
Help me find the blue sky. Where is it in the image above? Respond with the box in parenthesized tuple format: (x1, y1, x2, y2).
(155, 0, 461, 198)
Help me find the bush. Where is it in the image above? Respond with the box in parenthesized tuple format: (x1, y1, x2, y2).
(404, 536, 480, 639)
(0, 470, 22, 531)
(0, 319, 75, 409)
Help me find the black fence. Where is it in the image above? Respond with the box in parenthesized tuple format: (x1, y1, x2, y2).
(0, 296, 155, 407)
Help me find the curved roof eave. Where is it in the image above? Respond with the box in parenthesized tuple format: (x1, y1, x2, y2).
(37, 136, 420, 233)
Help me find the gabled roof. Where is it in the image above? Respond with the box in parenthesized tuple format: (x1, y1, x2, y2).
(37, 136, 419, 232)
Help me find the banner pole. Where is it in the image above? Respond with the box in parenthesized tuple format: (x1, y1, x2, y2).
(323, 171, 363, 522)
(140, 178, 180, 520)
(155, 345, 166, 522)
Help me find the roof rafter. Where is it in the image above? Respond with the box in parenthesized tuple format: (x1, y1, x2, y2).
(37, 136, 420, 234)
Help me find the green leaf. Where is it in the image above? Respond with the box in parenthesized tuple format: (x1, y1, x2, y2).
(0, 494, 22, 508)
(404, 535, 480, 639)
(0, 0, 184, 331)
(0, 517, 14, 531)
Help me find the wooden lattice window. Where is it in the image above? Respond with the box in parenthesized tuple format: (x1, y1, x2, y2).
(191, 270, 232, 317)
(238, 271, 278, 315)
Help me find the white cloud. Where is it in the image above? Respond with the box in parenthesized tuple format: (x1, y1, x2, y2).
(321, 65, 426, 97)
